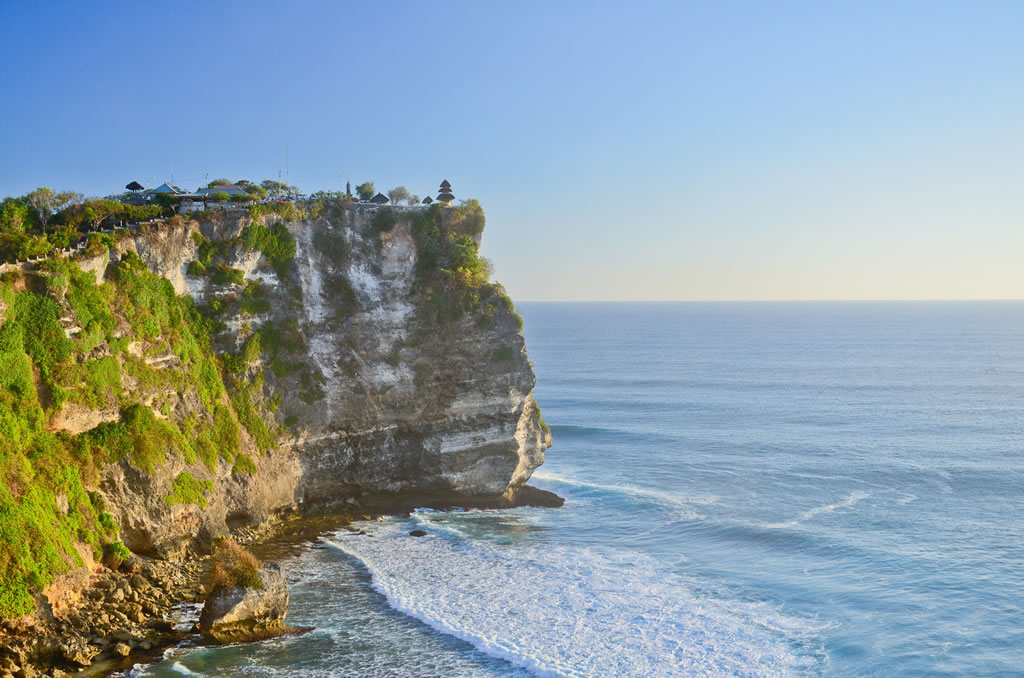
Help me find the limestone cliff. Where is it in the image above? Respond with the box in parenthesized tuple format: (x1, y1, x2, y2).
(91, 205, 551, 556)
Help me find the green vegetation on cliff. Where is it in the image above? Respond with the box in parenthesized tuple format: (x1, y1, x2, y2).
(0, 196, 522, 621)
(165, 472, 214, 509)
(0, 248, 278, 618)
(410, 200, 523, 330)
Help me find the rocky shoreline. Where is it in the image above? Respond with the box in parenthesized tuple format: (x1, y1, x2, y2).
(0, 556, 204, 678)
(0, 486, 564, 678)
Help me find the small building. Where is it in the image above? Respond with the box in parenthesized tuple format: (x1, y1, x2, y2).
(149, 183, 186, 195)
(422, 196, 433, 205)
(436, 179, 454, 205)
(195, 184, 250, 198)
(369, 192, 390, 204)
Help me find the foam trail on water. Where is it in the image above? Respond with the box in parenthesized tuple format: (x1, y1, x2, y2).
(531, 471, 716, 520)
(328, 520, 821, 677)
(763, 491, 871, 529)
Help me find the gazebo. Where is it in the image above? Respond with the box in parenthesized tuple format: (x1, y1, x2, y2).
(436, 179, 454, 205)
(422, 196, 433, 205)
(125, 181, 144, 193)
(370, 192, 390, 204)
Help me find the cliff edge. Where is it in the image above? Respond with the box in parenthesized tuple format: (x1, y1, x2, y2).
(0, 200, 551, 623)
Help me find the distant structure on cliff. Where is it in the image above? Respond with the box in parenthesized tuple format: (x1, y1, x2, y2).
(436, 179, 454, 205)
(370, 192, 389, 204)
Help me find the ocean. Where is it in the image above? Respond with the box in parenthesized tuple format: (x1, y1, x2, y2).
(132, 302, 1024, 677)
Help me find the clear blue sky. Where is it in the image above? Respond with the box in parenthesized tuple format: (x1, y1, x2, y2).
(2, 1, 1023, 300)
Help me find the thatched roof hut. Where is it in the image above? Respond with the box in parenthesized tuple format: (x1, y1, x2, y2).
(436, 178, 454, 204)
(422, 196, 433, 204)
(125, 181, 144, 193)
(370, 192, 389, 204)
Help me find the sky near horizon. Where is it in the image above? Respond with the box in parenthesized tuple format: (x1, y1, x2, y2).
(1, 1, 1022, 301)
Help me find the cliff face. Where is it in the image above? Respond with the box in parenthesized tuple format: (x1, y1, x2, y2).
(97, 206, 550, 556)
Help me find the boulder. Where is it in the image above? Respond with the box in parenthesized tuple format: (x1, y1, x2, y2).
(409, 530, 427, 537)
(198, 563, 304, 644)
(510, 485, 565, 508)
(59, 637, 100, 666)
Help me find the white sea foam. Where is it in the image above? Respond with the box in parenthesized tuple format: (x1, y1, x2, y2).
(531, 471, 716, 521)
(763, 491, 871, 530)
(328, 520, 822, 677)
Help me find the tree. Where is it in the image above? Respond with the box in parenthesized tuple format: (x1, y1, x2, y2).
(211, 192, 231, 202)
(408, 194, 420, 206)
(355, 182, 375, 201)
(79, 199, 118, 230)
(0, 197, 34, 234)
(261, 179, 290, 197)
(388, 186, 410, 205)
(207, 178, 232, 188)
(25, 188, 82, 233)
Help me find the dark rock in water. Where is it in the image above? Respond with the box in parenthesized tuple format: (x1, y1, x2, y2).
(511, 485, 565, 508)
(409, 529, 427, 537)
(199, 563, 309, 644)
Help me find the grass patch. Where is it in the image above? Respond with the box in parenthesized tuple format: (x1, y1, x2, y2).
(164, 472, 214, 510)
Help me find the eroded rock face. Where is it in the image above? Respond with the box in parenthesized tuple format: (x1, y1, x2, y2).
(198, 563, 291, 644)
(99, 207, 551, 555)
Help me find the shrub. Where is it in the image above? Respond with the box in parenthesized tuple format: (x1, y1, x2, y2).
(211, 264, 245, 286)
(367, 208, 397, 239)
(205, 539, 262, 592)
(104, 540, 131, 563)
(241, 221, 295, 275)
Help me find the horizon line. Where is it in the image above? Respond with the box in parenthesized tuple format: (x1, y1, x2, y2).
(515, 298, 1024, 303)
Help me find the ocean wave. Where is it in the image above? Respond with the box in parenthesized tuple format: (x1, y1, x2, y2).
(326, 521, 824, 677)
(762, 491, 871, 530)
(531, 471, 716, 521)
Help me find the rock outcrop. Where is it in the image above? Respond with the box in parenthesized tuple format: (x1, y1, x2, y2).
(199, 563, 296, 644)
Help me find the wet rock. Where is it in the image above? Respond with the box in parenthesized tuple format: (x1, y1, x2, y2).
(114, 642, 131, 657)
(409, 530, 427, 537)
(510, 484, 565, 508)
(199, 563, 303, 644)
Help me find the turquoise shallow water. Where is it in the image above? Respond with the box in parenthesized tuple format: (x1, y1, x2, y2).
(134, 302, 1024, 676)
